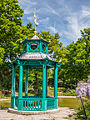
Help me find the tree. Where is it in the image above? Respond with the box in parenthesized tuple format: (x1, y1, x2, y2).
(39, 31, 68, 62)
(0, 0, 24, 61)
(0, 46, 5, 64)
(0, 0, 24, 90)
(59, 28, 90, 89)
(0, 0, 68, 91)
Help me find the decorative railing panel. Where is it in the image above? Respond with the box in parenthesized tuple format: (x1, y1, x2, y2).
(47, 98, 56, 110)
(15, 96, 57, 111)
(18, 98, 42, 111)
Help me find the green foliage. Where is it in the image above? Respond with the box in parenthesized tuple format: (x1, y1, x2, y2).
(29, 69, 42, 96)
(5, 94, 10, 97)
(0, 94, 4, 98)
(0, 46, 5, 64)
(76, 100, 90, 120)
(60, 90, 77, 96)
(0, 100, 10, 109)
(59, 28, 90, 89)
(0, 63, 12, 90)
(0, 0, 67, 91)
(0, 0, 24, 60)
(0, 0, 33, 90)
(0, 0, 90, 93)
(39, 31, 68, 62)
(0, 93, 10, 98)
(0, 106, 5, 110)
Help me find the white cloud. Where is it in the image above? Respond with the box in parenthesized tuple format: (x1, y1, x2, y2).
(48, 26, 58, 33)
(19, 0, 37, 15)
(24, 9, 32, 15)
(46, 4, 59, 16)
(27, 16, 34, 21)
(37, 3, 59, 16)
(81, 6, 90, 17)
(60, 5, 90, 42)
(64, 16, 81, 41)
(18, 0, 90, 46)
(19, 0, 37, 6)
(39, 17, 49, 23)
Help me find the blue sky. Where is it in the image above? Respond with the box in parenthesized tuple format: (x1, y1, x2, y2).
(18, 0, 90, 46)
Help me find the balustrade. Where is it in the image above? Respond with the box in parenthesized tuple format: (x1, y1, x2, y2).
(15, 96, 57, 111)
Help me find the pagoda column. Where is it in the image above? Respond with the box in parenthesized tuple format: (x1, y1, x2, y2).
(25, 67, 28, 97)
(54, 63, 58, 108)
(18, 65, 23, 110)
(11, 64, 16, 108)
(46, 68, 48, 97)
(42, 64, 47, 111)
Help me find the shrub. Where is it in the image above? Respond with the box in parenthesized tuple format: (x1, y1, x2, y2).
(59, 89, 77, 96)
(0, 106, 5, 110)
(76, 79, 90, 120)
(5, 94, 10, 97)
(0, 94, 5, 98)
(77, 101, 90, 120)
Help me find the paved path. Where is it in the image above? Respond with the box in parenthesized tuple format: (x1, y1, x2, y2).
(0, 98, 10, 101)
(58, 96, 77, 98)
(0, 107, 76, 120)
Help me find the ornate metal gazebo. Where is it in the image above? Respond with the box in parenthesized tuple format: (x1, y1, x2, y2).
(11, 12, 61, 111)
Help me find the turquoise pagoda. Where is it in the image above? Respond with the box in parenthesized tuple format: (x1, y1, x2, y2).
(11, 13, 60, 111)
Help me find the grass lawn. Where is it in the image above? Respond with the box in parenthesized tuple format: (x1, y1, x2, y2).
(0, 97, 81, 109)
(58, 98, 81, 109)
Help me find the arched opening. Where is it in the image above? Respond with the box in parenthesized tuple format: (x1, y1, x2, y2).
(31, 44, 37, 50)
(42, 44, 46, 51)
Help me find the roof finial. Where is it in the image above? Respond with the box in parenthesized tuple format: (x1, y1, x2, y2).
(34, 11, 38, 35)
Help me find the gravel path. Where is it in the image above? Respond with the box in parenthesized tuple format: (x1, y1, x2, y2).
(0, 107, 76, 120)
(58, 96, 77, 98)
(0, 98, 10, 101)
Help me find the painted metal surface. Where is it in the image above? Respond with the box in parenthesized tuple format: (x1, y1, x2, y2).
(25, 67, 28, 97)
(11, 65, 15, 108)
(15, 96, 57, 111)
(22, 38, 49, 54)
(54, 64, 58, 98)
(11, 37, 60, 111)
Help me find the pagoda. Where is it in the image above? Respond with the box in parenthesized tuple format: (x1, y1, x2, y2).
(11, 12, 61, 111)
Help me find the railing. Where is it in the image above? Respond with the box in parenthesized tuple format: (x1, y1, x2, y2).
(22, 98, 42, 111)
(15, 96, 57, 111)
(47, 97, 56, 110)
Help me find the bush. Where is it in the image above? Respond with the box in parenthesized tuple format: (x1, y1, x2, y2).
(71, 90, 77, 96)
(5, 94, 10, 97)
(0, 106, 5, 110)
(59, 89, 77, 96)
(58, 87, 66, 92)
(76, 100, 90, 120)
(0, 94, 5, 98)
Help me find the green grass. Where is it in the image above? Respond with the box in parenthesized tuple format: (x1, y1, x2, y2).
(58, 98, 81, 109)
(22, 92, 34, 96)
(0, 98, 82, 109)
(0, 94, 5, 98)
(0, 94, 11, 98)
(0, 100, 10, 109)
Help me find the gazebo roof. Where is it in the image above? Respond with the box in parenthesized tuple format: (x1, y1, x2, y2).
(31, 35, 39, 39)
(19, 52, 56, 61)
